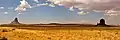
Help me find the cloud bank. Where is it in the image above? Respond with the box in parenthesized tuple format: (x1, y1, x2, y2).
(46, 0, 120, 16)
(14, 0, 120, 16)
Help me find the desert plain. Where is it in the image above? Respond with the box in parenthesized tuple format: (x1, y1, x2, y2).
(0, 27, 120, 40)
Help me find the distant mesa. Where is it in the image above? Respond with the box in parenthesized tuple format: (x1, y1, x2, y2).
(10, 17, 21, 24)
(49, 23, 61, 25)
(97, 19, 106, 26)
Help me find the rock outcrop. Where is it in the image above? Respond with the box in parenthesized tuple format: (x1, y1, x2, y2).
(10, 17, 20, 24)
(97, 19, 106, 26)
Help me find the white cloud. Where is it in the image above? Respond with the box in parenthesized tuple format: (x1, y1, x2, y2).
(78, 11, 88, 15)
(34, 3, 56, 8)
(68, 6, 74, 11)
(15, 0, 32, 12)
(18, 13, 22, 14)
(49, 4, 56, 7)
(0, 7, 4, 9)
(36, 3, 49, 7)
(4, 12, 8, 14)
(33, 0, 39, 3)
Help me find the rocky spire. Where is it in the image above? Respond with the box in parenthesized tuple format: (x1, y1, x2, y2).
(97, 19, 106, 26)
(10, 17, 20, 24)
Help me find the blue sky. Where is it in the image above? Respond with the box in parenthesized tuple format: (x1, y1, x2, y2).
(0, 0, 117, 24)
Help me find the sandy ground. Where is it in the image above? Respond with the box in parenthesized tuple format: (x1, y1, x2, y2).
(0, 27, 120, 40)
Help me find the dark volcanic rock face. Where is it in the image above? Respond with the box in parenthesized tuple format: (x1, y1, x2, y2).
(10, 17, 20, 24)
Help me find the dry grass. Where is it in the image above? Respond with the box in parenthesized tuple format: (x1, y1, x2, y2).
(0, 27, 120, 40)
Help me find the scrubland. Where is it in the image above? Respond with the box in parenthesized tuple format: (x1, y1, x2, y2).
(0, 27, 120, 40)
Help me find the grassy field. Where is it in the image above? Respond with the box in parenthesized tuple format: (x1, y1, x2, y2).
(0, 27, 120, 40)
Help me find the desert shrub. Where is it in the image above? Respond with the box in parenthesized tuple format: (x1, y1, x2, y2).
(0, 36, 7, 40)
